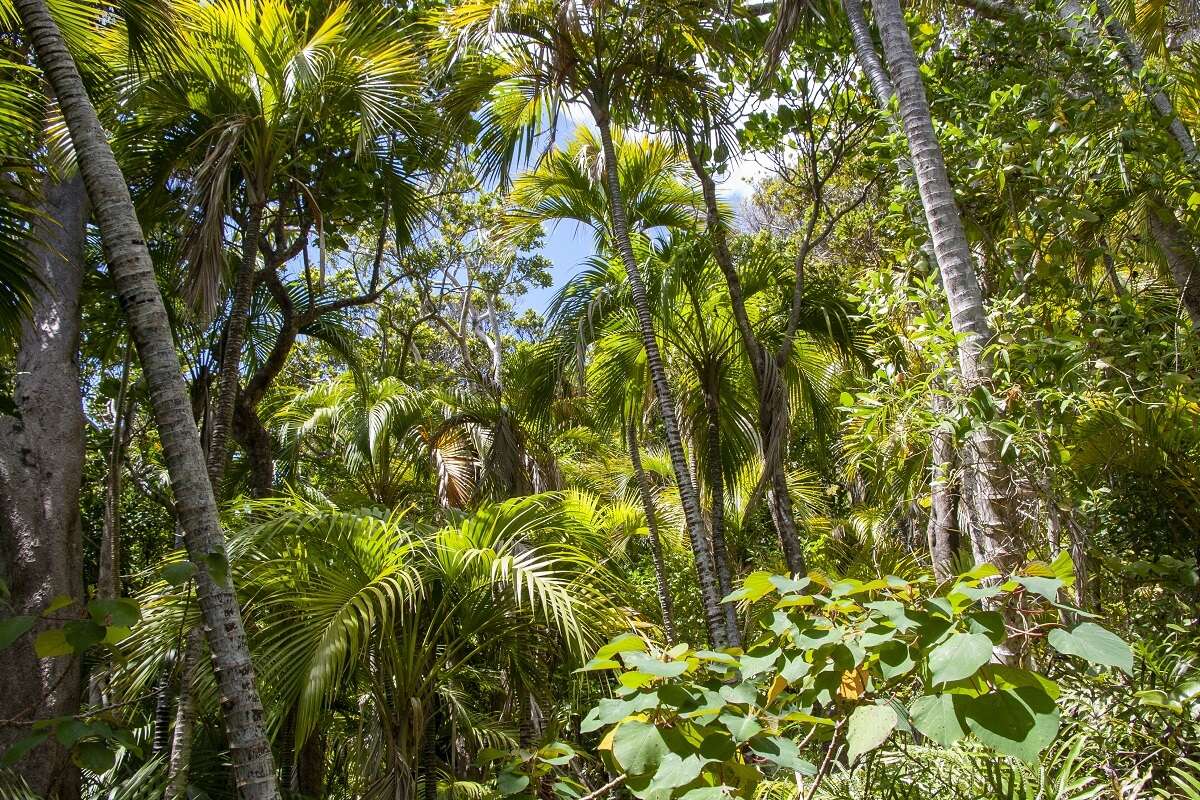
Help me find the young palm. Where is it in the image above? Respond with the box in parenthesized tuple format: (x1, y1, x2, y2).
(440, 0, 734, 641)
(494, 116, 733, 643)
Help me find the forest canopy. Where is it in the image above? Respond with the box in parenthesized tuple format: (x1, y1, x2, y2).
(0, 0, 1197, 798)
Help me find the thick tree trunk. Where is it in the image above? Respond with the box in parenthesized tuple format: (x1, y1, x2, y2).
(873, 0, 1018, 574)
(682, 136, 807, 575)
(0, 175, 88, 800)
(11, 1, 280, 795)
(627, 425, 678, 645)
(234, 399, 275, 498)
(702, 381, 741, 647)
(593, 109, 728, 648)
(207, 200, 265, 488)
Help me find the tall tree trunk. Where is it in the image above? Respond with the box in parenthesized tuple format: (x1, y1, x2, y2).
(928, 395, 960, 582)
(91, 340, 135, 708)
(97, 341, 134, 602)
(627, 424, 678, 645)
(11, 2, 280, 796)
(702, 378, 741, 647)
(164, 627, 202, 800)
(681, 136, 807, 575)
(207, 200, 265, 488)
(0, 175, 88, 800)
(873, 0, 1018, 575)
(592, 107, 728, 648)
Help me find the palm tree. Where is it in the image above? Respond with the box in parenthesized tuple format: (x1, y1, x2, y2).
(113, 494, 633, 799)
(436, 0, 736, 638)
(870, 0, 1017, 578)
(118, 0, 424, 487)
(9, 0, 281, 795)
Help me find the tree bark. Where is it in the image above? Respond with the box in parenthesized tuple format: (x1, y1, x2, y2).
(593, 108, 728, 648)
(873, 0, 1018, 575)
(1147, 202, 1200, 327)
(928, 395, 961, 582)
(681, 135, 807, 576)
(702, 378, 741, 647)
(627, 424, 678, 645)
(207, 200, 265, 488)
(97, 341, 134, 603)
(164, 628, 202, 800)
(0, 175, 88, 800)
(11, 1, 280, 795)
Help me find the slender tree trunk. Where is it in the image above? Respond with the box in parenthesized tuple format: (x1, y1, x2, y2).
(873, 0, 1018, 575)
(627, 424, 678, 645)
(11, 2, 280, 795)
(0, 175, 88, 800)
(97, 341, 134, 602)
(702, 379, 741, 647)
(592, 107, 728, 647)
(928, 395, 960, 582)
(207, 200, 265, 488)
(164, 627, 202, 800)
(90, 340, 135, 708)
(681, 136, 807, 575)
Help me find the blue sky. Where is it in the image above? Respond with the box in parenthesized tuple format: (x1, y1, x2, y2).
(513, 125, 764, 315)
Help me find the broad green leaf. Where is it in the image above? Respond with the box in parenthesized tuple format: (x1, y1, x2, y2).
(748, 735, 817, 775)
(1013, 576, 1062, 602)
(846, 704, 897, 761)
(73, 740, 116, 773)
(878, 640, 915, 679)
(595, 634, 648, 661)
(1047, 623, 1133, 675)
(739, 648, 780, 679)
(964, 688, 1060, 763)
(1, 731, 48, 765)
(612, 720, 671, 775)
(725, 571, 776, 602)
(64, 620, 105, 652)
(496, 771, 529, 795)
(34, 628, 72, 658)
(718, 711, 762, 742)
(161, 561, 197, 586)
(909, 693, 969, 747)
(648, 752, 704, 790)
(205, 551, 230, 587)
(624, 652, 688, 678)
(87, 598, 140, 628)
(0, 615, 34, 650)
(928, 633, 992, 684)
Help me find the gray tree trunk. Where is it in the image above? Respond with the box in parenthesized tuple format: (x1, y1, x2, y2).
(872, 0, 1018, 574)
(702, 381, 741, 647)
(627, 425, 678, 645)
(928, 395, 961, 582)
(0, 175, 88, 800)
(11, 1, 280, 795)
(207, 201, 265, 488)
(593, 109, 728, 648)
(681, 136, 807, 575)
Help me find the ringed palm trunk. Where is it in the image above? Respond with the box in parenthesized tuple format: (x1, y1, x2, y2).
(627, 424, 678, 645)
(592, 107, 728, 648)
(12, 1, 280, 795)
(844, 0, 964, 579)
(682, 137, 808, 576)
(701, 378, 741, 647)
(872, 0, 1017, 575)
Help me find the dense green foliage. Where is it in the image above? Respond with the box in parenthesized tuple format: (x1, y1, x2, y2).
(0, 0, 1199, 798)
